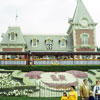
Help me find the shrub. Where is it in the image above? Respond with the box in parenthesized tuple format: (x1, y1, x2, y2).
(0, 65, 100, 72)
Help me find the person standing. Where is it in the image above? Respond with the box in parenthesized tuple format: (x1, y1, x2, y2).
(89, 92, 94, 100)
(93, 80, 100, 100)
(80, 79, 90, 100)
(61, 92, 68, 100)
(68, 86, 77, 100)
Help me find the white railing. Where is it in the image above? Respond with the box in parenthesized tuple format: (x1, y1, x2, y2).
(0, 59, 100, 65)
(33, 59, 100, 65)
(0, 59, 27, 65)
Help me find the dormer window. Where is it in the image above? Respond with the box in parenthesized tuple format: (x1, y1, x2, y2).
(45, 38, 53, 50)
(46, 39, 52, 44)
(10, 32, 16, 41)
(61, 39, 66, 47)
(59, 38, 67, 47)
(32, 38, 37, 47)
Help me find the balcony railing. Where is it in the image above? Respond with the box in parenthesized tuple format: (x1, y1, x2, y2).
(32, 59, 100, 65)
(0, 59, 27, 65)
(0, 58, 100, 65)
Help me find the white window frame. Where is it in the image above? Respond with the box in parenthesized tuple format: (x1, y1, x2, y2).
(45, 38, 53, 50)
(46, 39, 52, 44)
(81, 33, 89, 45)
(60, 37, 67, 48)
(10, 32, 16, 41)
(32, 38, 37, 47)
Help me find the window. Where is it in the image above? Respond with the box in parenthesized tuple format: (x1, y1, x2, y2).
(46, 39, 52, 44)
(46, 39, 53, 50)
(61, 39, 66, 47)
(46, 44, 52, 50)
(82, 35, 88, 45)
(32, 39, 37, 47)
(10, 32, 15, 40)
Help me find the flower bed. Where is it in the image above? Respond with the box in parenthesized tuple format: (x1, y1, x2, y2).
(25, 71, 43, 79)
(25, 70, 88, 90)
(66, 70, 88, 78)
(43, 81, 78, 89)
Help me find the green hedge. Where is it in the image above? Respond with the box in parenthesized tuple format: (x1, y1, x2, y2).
(0, 65, 100, 72)
(0, 97, 81, 100)
(0, 97, 60, 100)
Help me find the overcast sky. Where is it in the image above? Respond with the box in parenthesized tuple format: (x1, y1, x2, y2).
(0, 0, 100, 47)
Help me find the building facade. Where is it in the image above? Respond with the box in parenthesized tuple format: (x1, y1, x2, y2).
(0, 0, 98, 55)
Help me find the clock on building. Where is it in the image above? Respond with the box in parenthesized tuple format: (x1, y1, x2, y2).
(81, 19, 88, 27)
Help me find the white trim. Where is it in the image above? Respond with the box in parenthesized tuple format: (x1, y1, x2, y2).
(45, 39, 53, 44)
(32, 38, 37, 47)
(10, 32, 16, 41)
(80, 33, 89, 45)
(60, 38, 67, 48)
(79, 17, 89, 28)
(60, 40, 66, 48)
(80, 33, 90, 38)
(46, 37, 52, 40)
(94, 29, 97, 50)
(73, 28, 76, 52)
(60, 37, 66, 40)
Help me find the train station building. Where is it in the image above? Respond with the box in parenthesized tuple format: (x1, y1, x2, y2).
(0, 0, 98, 60)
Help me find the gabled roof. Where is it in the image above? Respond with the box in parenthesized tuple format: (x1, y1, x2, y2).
(73, 0, 94, 24)
(1, 26, 25, 44)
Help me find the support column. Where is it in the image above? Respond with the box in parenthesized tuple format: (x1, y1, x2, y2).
(72, 54, 74, 65)
(32, 54, 34, 65)
(26, 53, 30, 65)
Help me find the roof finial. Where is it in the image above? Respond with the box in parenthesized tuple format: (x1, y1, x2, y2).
(15, 10, 18, 25)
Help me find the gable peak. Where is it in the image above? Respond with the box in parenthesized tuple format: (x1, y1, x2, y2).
(72, 0, 94, 24)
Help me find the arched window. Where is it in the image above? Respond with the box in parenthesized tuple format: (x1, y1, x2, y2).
(59, 38, 67, 47)
(45, 38, 53, 50)
(61, 39, 66, 47)
(46, 39, 52, 44)
(10, 32, 15, 40)
(32, 38, 37, 47)
(82, 35, 88, 45)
